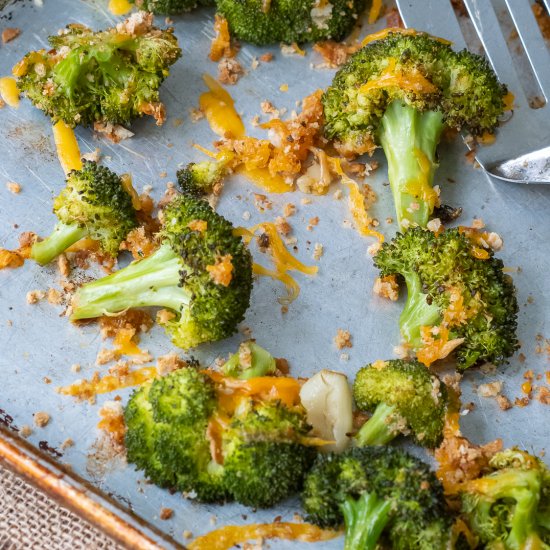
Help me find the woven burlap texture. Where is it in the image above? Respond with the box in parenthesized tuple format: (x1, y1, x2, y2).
(0, 464, 123, 549)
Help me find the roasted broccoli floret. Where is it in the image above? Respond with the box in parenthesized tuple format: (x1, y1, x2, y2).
(222, 341, 277, 379)
(131, 0, 214, 14)
(302, 446, 453, 550)
(125, 359, 316, 507)
(177, 160, 227, 199)
(216, 0, 366, 45)
(30, 160, 138, 265)
(323, 31, 507, 228)
(353, 359, 448, 448)
(71, 194, 253, 349)
(15, 13, 181, 127)
(461, 449, 550, 549)
(374, 227, 518, 369)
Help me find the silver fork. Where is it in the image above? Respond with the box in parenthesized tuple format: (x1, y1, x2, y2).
(396, 0, 550, 183)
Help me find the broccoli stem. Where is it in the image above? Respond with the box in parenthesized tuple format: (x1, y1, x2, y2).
(355, 402, 400, 446)
(71, 243, 190, 320)
(399, 271, 441, 348)
(378, 101, 444, 229)
(341, 492, 392, 550)
(31, 222, 87, 265)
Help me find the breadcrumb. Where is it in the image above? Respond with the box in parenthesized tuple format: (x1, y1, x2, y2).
(334, 329, 352, 350)
(218, 58, 245, 85)
(189, 107, 204, 123)
(20, 425, 32, 437)
(61, 438, 74, 450)
(2, 27, 20, 44)
(274, 216, 292, 236)
(477, 381, 503, 397)
(427, 218, 442, 233)
(34, 411, 50, 428)
(373, 275, 399, 301)
(57, 253, 71, 277)
(313, 243, 324, 260)
(96, 348, 119, 366)
(160, 508, 174, 520)
(6, 181, 21, 194)
(157, 352, 186, 376)
(496, 394, 513, 411)
(26, 290, 45, 304)
(260, 52, 273, 62)
(283, 203, 296, 217)
(46, 288, 63, 305)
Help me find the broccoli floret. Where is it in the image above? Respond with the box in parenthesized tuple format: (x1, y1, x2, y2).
(302, 446, 453, 550)
(323, 31, 507, 228)
(71, 194, 253, 350)
(374, 227, 518, 369)
(131, 0, 214, 14)
(216, 0, 366, 45)
(222, 341, 277, 379)
(15, 14, 181, 127)
(353, 359, 448, 448)
(124, 362, 316, 507)
(30, 160, 138, 265)
(461, 449, 550, 549)
(177, 160, 227, 199)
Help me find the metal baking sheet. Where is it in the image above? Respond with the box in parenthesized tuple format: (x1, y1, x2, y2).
(0, 0, 549, 547)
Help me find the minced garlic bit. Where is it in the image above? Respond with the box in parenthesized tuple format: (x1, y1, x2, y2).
(81, 148, 101, 162)
(334, 329, 352, 350)
(427, 218, 441, 233)
(33, 411, 50, 428)
(486, 232, 503, 251)
(477, 381, 503, 398)
(367, 242, 382, 256)
(6, 181, 21, 194)
(26, 290, 45, 304)
(373, 275, 399, 301)
(313, 243, 324, 260)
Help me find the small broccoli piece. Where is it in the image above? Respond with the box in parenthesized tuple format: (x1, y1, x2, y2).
(461, 449, 550, 549)
(374, 227, 518, 369)
(124, 362, 317, 507)
(177, 160, 227, 199)
(302, 446, 453, 550)
(323, 31, 507, 228)
(131, 0, 214, 14)
(71, 194, 253, 350)
(15, 14, 181, 128)
(215, 0, 366, 45)
(223, 400, 315, 507)
(222, 341, 277, 379)
(30, 160, 137, 265)
(353, 359, 448, 448)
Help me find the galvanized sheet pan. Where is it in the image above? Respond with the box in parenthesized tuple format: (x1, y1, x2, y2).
(0, 0, 549, 547)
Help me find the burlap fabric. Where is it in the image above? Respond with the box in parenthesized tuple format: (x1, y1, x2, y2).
(0, 464, 123, 549)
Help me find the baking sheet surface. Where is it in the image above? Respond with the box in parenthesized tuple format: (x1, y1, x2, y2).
(0, 0, 549, 547)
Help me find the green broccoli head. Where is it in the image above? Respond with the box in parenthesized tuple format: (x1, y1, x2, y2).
(302, 446, 452, 550)
(131, 0, 214, 14)
(374, 227, 519, 369)
(323, 31, 507, 228)
(30, 160, 138, 265)
(177, 160, 227, 199)
(353, 359, 448, 448)
(15, 14, 181, 127)
(216, 0, 366, 46)
(71, 194, 253, 350)
(461, 449, 550, 549)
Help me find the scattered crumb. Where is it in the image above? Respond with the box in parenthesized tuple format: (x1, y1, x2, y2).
(259, 53, 273, 63)
(373, 275, 399, 301)
(274, 216, 291, 236)
(183, 530, 193, 540)
(393, 344, 411, 360)
(333, 189, 343, 200)
(33, 411, 50, 428)
(307, 216, 319, 231)
(46, 288, 63, 305)
(61, 438, 74, 450)
(301, 198, 312, 205)
(93, 122, 134, 143)
(334, 329, 352, 350)
(81, 148, 101, 163)
(427, 218, 441, 233)
(279, 84, 289, 92)
(496, 394, 513, 411)
(313, 243, 323, 260)
(367, 242, 382, 256)
(2, 27, 20, 44)
(26, 290, 45, 304)
(313, 41, 351, 68)
(471, 218, 485, 229)
(537, 386, 550, 405)
(486, 232, 503, 251)
(71, 363, 81, 373)
(218, 58, 245, 85)
(189, 107, 204, 123)
(20, 425, 32, 438)
(57, 254, 71, 277)
(43, 377, 51, 384)
(340, 353, 349, 361)
(477, 381, 503, 398)
(160, 508, 174, 520)
(156, 352, 186, 376)
(283, 203, 296, 217)
(260, 100, 277, 115)
(242, 210, 251, 221)
(96, 348, 119, 366)
(253, 193, 273, 212)
(6, 181, 21, 194)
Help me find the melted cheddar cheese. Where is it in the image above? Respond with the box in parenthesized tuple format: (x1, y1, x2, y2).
(368, 0, 383, 24)
(52, 121, 82, 175)
(0, 77, 19, 108)
(108, 0, 132, 15)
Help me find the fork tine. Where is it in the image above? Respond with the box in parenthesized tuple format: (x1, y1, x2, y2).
(462, 0, 530, 110)
(504, 0, 550, 99)
(395, 0, 467, 49)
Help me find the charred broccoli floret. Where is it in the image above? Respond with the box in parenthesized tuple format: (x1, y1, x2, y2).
(177, 160, 227, 199)
(131, 0, 214, 14)
(461, 449, 550, 549)
(302, 446, 453, 550)
(216, 0, 366, 45)
(30, 160, 137, 265)
(71, 194, 253, 349)
(125, 352, 316, 507)
(353, 359, 448, 448)
(15, 13, 181, 127)
(323, 31, 507, 228)
(374, 227, 518, 369)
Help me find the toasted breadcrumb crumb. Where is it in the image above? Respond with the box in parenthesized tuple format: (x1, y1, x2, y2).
(46, 288, 63, 305)
(477, 381, 503, 397)
(253, 193, 273, 211)
(373, 275, 399, 301)
(157, 352, 186, 376)
(261, 100, 277, 115)
(218, 58, 245, 85)
(6, 181, 21, 194)
(61, 438, 74, 450)
(2, 27, 20, 44)
(274, 216, 292, 236)
(160, 508, 174, 520)
(183, 530, 193, 540)
(367, 242, 382, 256)
(189, 107, 204, 123)
(96, 348, 119, 366)
(471, 218, 485, 229)
(313, 243, 324, 260)
(334, 329, 352, 350)
(20, 425, 32, 438)
(307, 216, 319, 231)
(27, 290, 45, 304)
(57, 254, 71, 277)
(71, 363, 81, 373)
(34, 411, 50, 427)
(496, 394, 513, 410)
(260, 53, 273, 62)
(283, 203, 296, 217)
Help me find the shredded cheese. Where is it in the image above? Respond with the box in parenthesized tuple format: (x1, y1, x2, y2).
(52, 121, 82, 175)
(368, 0, 383, 24)
(108, 0, 132, 15)
(0, 76, 19, 108)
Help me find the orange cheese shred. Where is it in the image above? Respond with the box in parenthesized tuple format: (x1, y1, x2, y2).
(368, 0, 383, 24)
(0, 76, 20, 108)
(206, 254, 234, 287)
(52, 121, 83, 175)
(209, 15, 235, 62)
(188, 522, 339, 550)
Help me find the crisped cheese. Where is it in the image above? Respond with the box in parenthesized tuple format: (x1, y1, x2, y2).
(52, 121, 83, 175)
